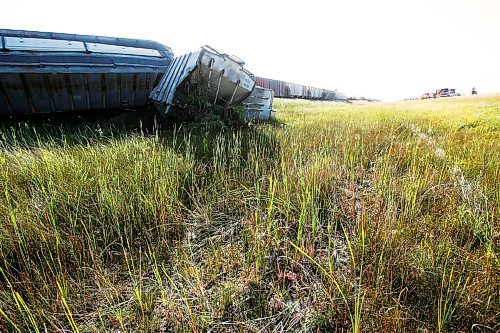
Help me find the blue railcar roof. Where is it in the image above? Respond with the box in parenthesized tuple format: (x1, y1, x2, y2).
(0, 29, 173, 56)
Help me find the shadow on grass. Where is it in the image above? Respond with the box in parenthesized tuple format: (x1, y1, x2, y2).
(0, 107, 161, 148)
(0, 109, 282, 160)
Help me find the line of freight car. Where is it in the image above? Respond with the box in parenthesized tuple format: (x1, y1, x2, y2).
(254, 76, 343, 101)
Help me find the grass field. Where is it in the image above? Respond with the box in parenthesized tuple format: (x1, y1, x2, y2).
(0, 95, 498, 332)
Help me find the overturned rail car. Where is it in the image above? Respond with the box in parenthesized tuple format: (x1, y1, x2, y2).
(0, 29, 173, 115)
(0, 29, 350, 122)
(149, 45, 255, 118)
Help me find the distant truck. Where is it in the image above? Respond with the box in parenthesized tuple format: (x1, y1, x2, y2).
(437, 88, 450, 97)
(420, 88, 458, 100)
(436, 88, 458, 97)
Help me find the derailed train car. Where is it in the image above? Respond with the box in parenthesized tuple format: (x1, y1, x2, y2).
(253, 76, 345, 101)
(149, 45, 255, 118)
(149, 46, 276, 122)
(0, 29, 347, 122)
(0, 29, 173, 115)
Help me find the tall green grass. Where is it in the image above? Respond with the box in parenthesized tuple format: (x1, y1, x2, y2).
(0, 95, 498, 332)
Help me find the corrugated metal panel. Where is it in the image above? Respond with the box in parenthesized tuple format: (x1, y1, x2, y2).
(256, 77, 268, 89)
(0, 68, 169, 115)
(104, 73, 120, 109)
(85, 73, 103, 109)
(119, 73, 136, 107)
(253, 77, 291, 98)
(48, 74, 73, 111)
(22, 73, 55, 112)
(2, 74, 31, 113)
(149, 51, 200, 116)
(0, 78, 13, 114)
(268, 79, 283, 97)
(68, 73, 89, 111)
(134, 72, 153, 106)
(86, 43, 162, 57)
(4, 37, 86, 52)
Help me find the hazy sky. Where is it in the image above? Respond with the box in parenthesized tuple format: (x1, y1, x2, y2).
(2, 0, 499, 100)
